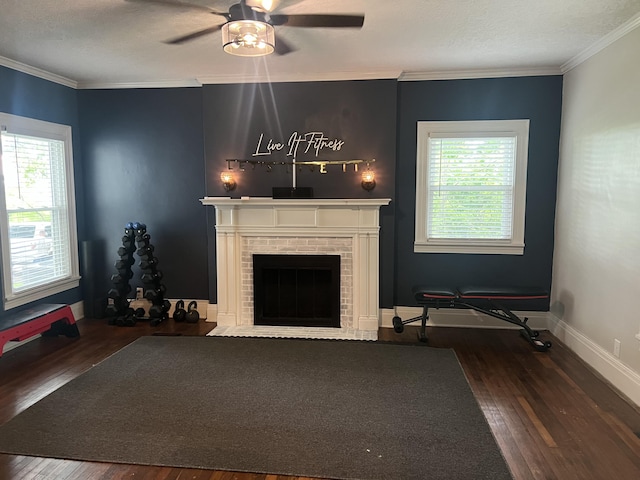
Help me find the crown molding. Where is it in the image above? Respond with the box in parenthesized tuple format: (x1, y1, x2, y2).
(76, 79, 203, 90)
(399, 66, 562, 81)
(0, 55, 77, 89)
(561, 12, 640, 73)
(196, 70, 402, 85)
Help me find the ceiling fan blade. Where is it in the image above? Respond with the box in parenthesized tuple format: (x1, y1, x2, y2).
(268, 14, 365, 28)
(274, 36, 296, 55)
(164, 24, 223, 44)
(125, 0, 227, 16)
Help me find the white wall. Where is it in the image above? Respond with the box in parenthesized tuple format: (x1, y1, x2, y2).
(551, 24, 640, 405)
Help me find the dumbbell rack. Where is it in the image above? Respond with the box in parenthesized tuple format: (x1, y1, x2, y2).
(105, 222, 171, 327)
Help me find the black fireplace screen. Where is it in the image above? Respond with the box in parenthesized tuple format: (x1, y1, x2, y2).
(253, 254, 340, 327)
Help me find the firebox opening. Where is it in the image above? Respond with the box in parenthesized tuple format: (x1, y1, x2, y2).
(253, 254, 340, 327)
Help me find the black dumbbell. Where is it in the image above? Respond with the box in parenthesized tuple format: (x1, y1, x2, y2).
(185, 301, 200, 323)
(141, 271, 163, 284)
(114, 257, 135, 270)
(135, 233, 151, 247)
(114, 297, 130, 310)
(150, 313, 168, 327)
(139, 257, 158, 270)
(115, 268, 134, 278)
(107, 285, 131, 299)
(122, 236, 135, 249)
(124, 222, 135, 237)
(149, 303, 168, 318)
(134, 307, 146, 318)
(118, 246, 135, 257)
(107, 289, 119, 300)
(105, 304, 120, 318)
(144, 285, 167, 302)
(120, 308, 137, 326)
(136, 245, 154, 258)
(111, 272, 133, 283)
(173, 300, 186, 322)
(132, 222, 147, 236)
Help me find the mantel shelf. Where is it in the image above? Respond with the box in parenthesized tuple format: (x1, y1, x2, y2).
(200, 197, 391, 207)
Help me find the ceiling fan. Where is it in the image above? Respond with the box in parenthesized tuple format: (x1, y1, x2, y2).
(127, 0, 365, 56)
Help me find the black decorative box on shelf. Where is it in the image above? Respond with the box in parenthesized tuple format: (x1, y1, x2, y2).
(272, 187, 314, 199)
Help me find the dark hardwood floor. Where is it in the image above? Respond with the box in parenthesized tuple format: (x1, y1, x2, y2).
(1, 318, 640, 479)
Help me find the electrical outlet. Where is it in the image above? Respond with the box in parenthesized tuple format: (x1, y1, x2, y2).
(613, 339, 621, 358)
(136, 287, 143, 300)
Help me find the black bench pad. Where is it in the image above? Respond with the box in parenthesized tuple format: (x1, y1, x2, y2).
(412, 286, 457, 301)
(413, 286, 549, 302)
(457, 286, 549, 300)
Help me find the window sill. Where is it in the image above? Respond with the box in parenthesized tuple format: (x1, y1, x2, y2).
(4, 276, 81, 310)
(414, 243, 524, 255)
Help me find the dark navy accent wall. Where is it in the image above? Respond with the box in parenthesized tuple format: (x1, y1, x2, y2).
(1, 66, 563, 319)
(202, 80, 397, 306)
(394, 76, 562, 308)
(77, 88, 208, 300)
(0, 66, 83, 316)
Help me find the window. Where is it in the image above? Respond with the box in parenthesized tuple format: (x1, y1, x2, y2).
(415, 120, 530, 254)
(0, 113, 80, 309)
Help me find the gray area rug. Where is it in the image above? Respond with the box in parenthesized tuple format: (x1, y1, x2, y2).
(0, 336, 512, 479)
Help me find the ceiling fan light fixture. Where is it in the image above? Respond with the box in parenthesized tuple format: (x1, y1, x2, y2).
(222, 20, 275, 57)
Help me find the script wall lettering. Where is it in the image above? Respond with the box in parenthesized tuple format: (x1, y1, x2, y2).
(253, 131, 346, 158)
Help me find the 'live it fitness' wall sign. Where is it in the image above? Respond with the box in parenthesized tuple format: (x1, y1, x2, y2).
(226, 131, 374, 183)
(253, 131, 345, 158)
(203, 80, 396, 196)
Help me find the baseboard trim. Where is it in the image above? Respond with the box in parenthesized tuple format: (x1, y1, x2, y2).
(206, 303, 218, 323)
(70, 300, 84, 321)
(549, 315, 640, 408)
(380, 307, 549, 330)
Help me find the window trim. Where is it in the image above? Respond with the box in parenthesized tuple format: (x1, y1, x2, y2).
(0, 113, 81, 310)
(414, 119, 530, 255)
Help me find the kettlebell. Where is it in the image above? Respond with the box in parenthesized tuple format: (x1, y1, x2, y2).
(173, 299, 186, 322)
(185, 301, 200, 323)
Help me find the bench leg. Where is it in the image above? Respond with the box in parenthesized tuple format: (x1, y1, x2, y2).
(458, 300, 552, 352)
(391, 306, 429, 343)
(418, 306, 429, 343)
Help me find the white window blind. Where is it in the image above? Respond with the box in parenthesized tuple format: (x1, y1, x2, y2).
(427, 135, 516, 240)
(415, 120, 529, 255)
(0, 113, 80, 308)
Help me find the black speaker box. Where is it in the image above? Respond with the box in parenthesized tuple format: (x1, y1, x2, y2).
(272, 187, 314, 199)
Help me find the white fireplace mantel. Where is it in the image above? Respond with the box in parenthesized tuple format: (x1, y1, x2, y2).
(201, 197, 391, 336)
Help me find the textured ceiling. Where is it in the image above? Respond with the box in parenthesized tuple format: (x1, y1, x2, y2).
(0, 0, 639, 88)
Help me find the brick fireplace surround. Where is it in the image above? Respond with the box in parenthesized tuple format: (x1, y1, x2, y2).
(201, 198, 391, 340)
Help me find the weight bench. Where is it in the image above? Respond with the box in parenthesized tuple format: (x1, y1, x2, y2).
(392, 286, 552, 352)
(0, 304, 79, 357)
